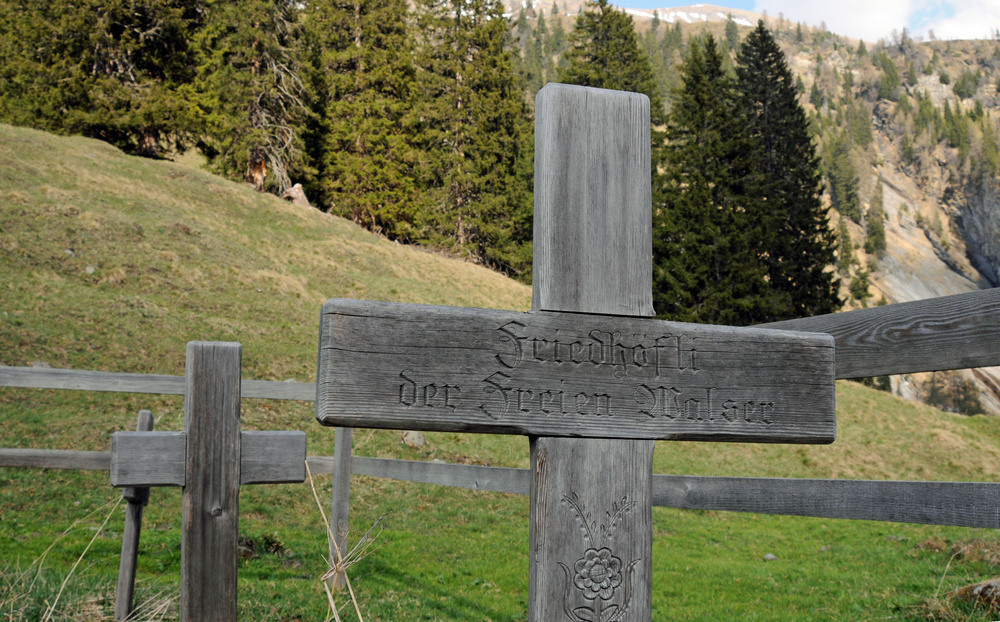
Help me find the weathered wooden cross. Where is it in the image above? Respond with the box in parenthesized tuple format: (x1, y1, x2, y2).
(316, 84, 837, 620)
(110, 342, 306, 621)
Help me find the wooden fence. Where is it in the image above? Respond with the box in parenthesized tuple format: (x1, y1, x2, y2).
(4, 288, 1000, 533)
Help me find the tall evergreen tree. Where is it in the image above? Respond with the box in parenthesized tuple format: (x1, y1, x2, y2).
(736, 21, 840, 319)
(559, 0, 664, 124)
(412, 0, 533, 278)
(824, 132, 861, 222)
(303, 0, 420, 239)
(865, 180, 887, 257)
(654, 35, 783, 325)
(0, 0, 201, 156)
(195, 0, 308, 192)
(559, 0, 666, 210)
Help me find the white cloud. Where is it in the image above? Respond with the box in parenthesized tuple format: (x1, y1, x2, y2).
(754, 0, 915, 42)
(752, 0, 999, 42)
(921, 1, 1000, 40)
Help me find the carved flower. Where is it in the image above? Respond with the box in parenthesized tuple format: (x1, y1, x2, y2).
(573, 547, 623, 601)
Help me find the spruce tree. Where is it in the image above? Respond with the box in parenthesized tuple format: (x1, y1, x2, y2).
(195, 0, 309, 192)
(824, 132, 861, 222)
(412, 0, 533, 278)
(0, 0, 201, 156)
(654, 35, 783, 325)
(304, 0, 420, 239)
(736, 21, 840, 319)
(559, 0, 664, 123)
(560, 0, 666, 209)
(864, 181, 887, 257)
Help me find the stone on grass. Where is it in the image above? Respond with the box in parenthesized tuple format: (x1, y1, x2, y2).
(949, 576, 1000, 612)
(402, 430, 425, 448)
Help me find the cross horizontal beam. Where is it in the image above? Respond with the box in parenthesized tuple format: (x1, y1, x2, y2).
(110, 430, 306, 487)
(316, 299, 836, 444)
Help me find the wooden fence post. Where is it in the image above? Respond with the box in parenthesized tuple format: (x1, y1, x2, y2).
(328, 426, 352, 590)
(180, 342, 242, 621)
(528, 84, 655, 621)
(115, 409, 153, 622)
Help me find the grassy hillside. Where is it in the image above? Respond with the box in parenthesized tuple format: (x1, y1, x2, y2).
(3, 124, 1000, 620)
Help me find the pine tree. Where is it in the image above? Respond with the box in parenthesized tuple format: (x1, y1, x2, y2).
(864, 180, 887, 257)
(736, 21, 840, 319)
(724, 14, 739, 51)
(654, 35, 783, 325)
(195, 0, 309, 192)
(304, 0, 420, 239)
(0, 0, 201, 156)
(559, 0, 664, 123)
(837, 217, 855, 273)
(412, 0, 533, 278)
(824, 132, 861, 222)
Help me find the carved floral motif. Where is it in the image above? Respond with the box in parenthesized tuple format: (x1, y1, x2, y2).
(558, 493, 640, 622)
(573, 547, 623, 601)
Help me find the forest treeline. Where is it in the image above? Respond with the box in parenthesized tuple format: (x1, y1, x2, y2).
(0, 0, 843, 323)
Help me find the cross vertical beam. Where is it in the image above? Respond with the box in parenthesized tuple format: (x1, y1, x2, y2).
(181, 341, 241, 620)
(529, 84, 655, 621)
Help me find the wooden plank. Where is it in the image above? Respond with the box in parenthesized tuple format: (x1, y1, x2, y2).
(652, 475, 1000, 528)
(241, 379, 314, 401)
(0, 366, 186, 394)
(0, 366, 315, 401)
(317, 300, 836, 443)
(762, 288, 1000, 378)
(530, 438, 653, 621)
(110, 431, 303, 487)
(529, 84, 653, 622)
(0, 448, 110, 470)
(180, 341, 241, 622)
(328, 427, 352, 590)
(305, 455, 531, 495)
(240, 431, 306, 485)
(116, 410, 154, 622)
(313, 456, 1000, 528)
(532, 83, 654, 317)
(110, 432, 186, 487)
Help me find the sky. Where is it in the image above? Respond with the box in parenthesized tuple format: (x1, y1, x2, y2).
(621, 0, 1000, 42)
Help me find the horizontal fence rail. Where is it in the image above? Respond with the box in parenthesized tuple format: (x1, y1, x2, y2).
(0, 366, 315, 401)
(6, 449, 998, 529)
(763, 288, 1000, 379)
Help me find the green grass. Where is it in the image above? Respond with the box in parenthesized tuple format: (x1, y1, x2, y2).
(2, 123, 1000, 619)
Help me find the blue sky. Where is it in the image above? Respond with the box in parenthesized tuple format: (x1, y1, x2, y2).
(617, 1, 1000, 42)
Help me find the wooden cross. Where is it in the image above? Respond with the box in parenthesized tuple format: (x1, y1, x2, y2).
(316, 84, 836, 620)
(110, 341, 306, 621)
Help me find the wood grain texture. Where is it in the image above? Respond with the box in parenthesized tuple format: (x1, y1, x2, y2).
(317, 300, 836, 443)
(181, 341, 241, 622)
(529, 438, 653, 622)
(532, 83, 654, 317)
(652, 475, 1000, 528)
(304, 455, 531, 494)
(762, 288, 1000, 378)
(116, 411, 153, 622)
(120, 410, 155, 503)
(110, 431, 304, 487)
(328, 427, 352, 590)
(311, 456, 1000, 528)
(110, 432, 186, 487)
(0, 366, 314, 401)
(240, 431, 306, 485)
(529, 84, 654, 622)
(0, 448, 110, 470)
